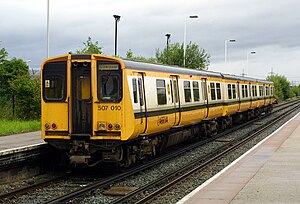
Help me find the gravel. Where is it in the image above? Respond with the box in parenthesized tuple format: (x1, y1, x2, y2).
(80, 105, 300, 204)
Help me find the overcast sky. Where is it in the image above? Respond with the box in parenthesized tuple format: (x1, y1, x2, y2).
(0, 0, 299, 84)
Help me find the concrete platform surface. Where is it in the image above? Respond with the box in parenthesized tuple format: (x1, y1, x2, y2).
(178, 112, 300, 204)
(0, 131, 44, 153)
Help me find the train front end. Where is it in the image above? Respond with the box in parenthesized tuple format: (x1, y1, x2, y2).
(41, 54, 135, 165)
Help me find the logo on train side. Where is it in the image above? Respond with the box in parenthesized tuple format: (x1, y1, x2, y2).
(157, 116, 169, 126)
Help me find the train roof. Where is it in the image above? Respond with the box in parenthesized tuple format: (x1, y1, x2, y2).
(44, 54, 272, 85)
(121, 58, 273, 84)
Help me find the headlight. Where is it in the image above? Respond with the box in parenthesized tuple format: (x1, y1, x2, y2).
(45, 123, 50, 130)
(98, 122, 106, 130)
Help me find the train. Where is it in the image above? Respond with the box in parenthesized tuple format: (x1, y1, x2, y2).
(41, 54, 276, 166)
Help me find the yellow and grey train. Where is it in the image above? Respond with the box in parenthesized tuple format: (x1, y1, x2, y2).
(41, 54, 275, 166)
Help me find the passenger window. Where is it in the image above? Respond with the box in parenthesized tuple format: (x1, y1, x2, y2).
(232, 84, 236, 99)
(266, 87, 269, 96)
(255, 86, 258, 97)
(170, 80, 173, 103)
(216, 83, 221, 100)
(271, 87, 274, 95)
(245, 85, 248, 98)
(156, 79, 167, 105)
(138, 78, 144, 106)
(202, 81, 208, 101)
(184, 81, 191, 102)
(210, 82, 216, 100)
(242, 85, 245, 98)
(193, 81, 200, 102)
(173, 80, 179, 103)
(228, 84, 232, 99)
(132, 78, 138, 103)
(259, 86, 264, 97)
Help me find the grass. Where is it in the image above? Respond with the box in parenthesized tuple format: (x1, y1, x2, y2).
(0, 119, 41, 136)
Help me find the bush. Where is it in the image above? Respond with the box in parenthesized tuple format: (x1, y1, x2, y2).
(10, 76, 40, 120)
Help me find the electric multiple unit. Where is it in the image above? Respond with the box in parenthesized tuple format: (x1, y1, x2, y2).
(41, 54, 275, 166)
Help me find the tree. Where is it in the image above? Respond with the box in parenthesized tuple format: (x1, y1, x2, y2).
(126, 49, 133, 58)
(0, 56, 40, 120)
(155, 42, 210, 70)
(76, 37, 102, 54)
(0, 47, 8, 63)
(267, 75, 293, 101)
(0, 58, 29, 97)
(291, 85, 300, 97)
(10, 75, 40, 120)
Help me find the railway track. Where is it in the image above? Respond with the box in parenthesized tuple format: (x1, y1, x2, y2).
(0, 99, 299, 203)
(45, 100, 300, 203)
(112, 100, 300, 204)
(0, 174, 68, 202)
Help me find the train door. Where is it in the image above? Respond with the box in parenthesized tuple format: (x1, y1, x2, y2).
(137, 72, 147, 133)
(201, 78, 209, 118)
(170, 76, 181, 126)
(71, 63, 92, 135)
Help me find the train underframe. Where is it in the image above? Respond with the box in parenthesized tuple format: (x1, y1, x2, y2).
(49, 104, 273, 167)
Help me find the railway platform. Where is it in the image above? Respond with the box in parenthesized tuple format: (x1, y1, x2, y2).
(177, 111, 300, 204)
(0, 131, 44, 154)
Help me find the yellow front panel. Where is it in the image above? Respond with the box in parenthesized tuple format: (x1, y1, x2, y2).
(42, 103, 69, 139)
(92, 69, 136, 141)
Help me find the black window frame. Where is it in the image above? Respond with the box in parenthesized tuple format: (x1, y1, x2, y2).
(42, 61, 67, 102)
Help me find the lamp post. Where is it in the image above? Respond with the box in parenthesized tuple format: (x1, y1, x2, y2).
(113, 15, 121, 56)
(224, 39, 236, 64)
(165, 33, 171, 64)
(246, 51, 256, 76)
(183, 15, 198, 67)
